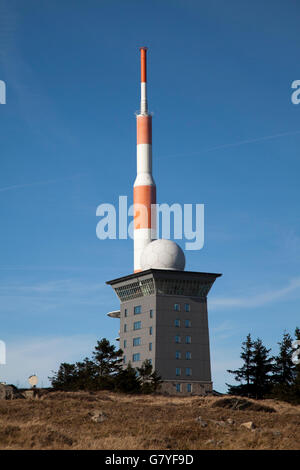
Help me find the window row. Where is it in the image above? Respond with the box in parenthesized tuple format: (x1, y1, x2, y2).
(175, 335, 191, 344)
(124, 304, 191, 317)
(123, 339, 152, 351)
(124, 322, 152, 333)
(124, 307, 154, 318)
(123, 355, 152, 364)
(176, 367, 192, 376)
(176, 383, 192, 392)
(174, 319, 191, 328)
(175, 351, 192, 360)
(174, 303, 190, 312)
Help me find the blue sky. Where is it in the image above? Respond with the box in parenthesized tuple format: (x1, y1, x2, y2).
(0, 0, 300, 391)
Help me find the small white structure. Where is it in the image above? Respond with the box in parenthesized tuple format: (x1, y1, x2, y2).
(28, 375, 38, 388)
(140, 239, 186, 271)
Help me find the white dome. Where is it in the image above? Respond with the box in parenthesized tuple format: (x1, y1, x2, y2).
(140, 239, 185, 271)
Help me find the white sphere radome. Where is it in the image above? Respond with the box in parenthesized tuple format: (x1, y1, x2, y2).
(140, 239, 185, 271)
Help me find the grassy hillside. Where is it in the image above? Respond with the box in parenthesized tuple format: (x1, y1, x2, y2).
(0, 391, 299, 450)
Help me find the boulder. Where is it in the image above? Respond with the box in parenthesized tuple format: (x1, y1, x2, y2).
(212, 397, 275, 413)
(195, 416, 208, 427)
(240, 421, 256, 430)
(89, 410, 108, 423)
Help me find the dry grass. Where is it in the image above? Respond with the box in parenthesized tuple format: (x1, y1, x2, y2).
(0, 391, 299, 450)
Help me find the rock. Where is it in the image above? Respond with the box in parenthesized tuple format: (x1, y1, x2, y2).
(89, 410, 108, 423)
(212, 397, 275, 413)
(205, 439, 215, 445)
(0, 384, 24, 400)
(205, 439, 223, 446)
(195, 416, 208, 427)
(226, 418, 234, 425)
(212, 420, 226, 427)
(240, 421, 256, 430)
(272, 430, 281, 437)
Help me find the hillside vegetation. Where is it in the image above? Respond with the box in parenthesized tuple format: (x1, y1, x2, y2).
(0, 391, 299, 450)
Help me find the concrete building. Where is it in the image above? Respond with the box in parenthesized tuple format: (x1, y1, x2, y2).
(107, 269, 221, 395)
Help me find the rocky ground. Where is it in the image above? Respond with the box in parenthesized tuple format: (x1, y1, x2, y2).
(0, 390, 299, 450)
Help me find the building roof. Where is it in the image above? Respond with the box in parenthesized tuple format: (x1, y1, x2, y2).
(106, 268, 222, 286)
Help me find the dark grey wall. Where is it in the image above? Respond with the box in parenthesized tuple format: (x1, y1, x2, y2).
(155, 296, 211, 382)
(119, 293, 211, 384)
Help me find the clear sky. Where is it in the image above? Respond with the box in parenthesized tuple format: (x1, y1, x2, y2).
(0, 0, 300, 391)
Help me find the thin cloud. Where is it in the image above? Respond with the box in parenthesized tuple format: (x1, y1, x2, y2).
(206, 130, 300, 152)
(161, 129, 300, 160)
(210, 277, 300, 310)
(0, 174, 84, 193)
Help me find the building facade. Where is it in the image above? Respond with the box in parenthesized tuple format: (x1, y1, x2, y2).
(107, 268, 221, 395)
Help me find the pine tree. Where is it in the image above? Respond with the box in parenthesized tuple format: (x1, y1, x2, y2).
(49, 362, 78, 391)
(251, 338, 274, 399)
(74, 358, 98, 390)
(227, 333, 254, 397)
(136, 359, 162, 393)
(92, 338, 123, 377)
(288, 327, 300, 404)
(114, 363, 141, 393)
(272, 332, 294, 386)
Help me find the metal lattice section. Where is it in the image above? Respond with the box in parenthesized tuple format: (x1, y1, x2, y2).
(155, 279, 212, 298)
(114, 278, 155, 301)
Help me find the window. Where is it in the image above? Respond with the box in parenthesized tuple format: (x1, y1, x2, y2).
(124, 324, 127, 332)
(186, 351, 192, 360)
(148, 358, 152, 365)
(187, 384, 192, 393)
(150, 309, 153, 318)
(184, 303, 190, 312)
(115, 278, 155, 302)
(123, 340, 127, 348)
(149, 326, 153, 335)
(133, 321, 141, 330)
(186, 367, 192, 376)
(175, 335, 181, 344)
(176, 367, 181, 376)
(174, 303, 180, 311)
(132, 353, 140, 362)
(124, 309, 128, 317)
(149, 342, 152, 351)
(155, 279, 211, 298)
(175, 351, 181, 359)
(176, 383, 181, 392)
(134, 305, 141, 315)
(185, 319, 191, 328)
(123, 356, 126, 364)
(174, 319, 180, 327)
(185, 335, 191, 344)
(133, 337, 141, 346)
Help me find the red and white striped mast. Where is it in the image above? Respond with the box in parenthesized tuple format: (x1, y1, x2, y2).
(133, 47, 156, 272)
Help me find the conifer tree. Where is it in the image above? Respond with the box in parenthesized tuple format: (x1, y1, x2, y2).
(272, 332, 294, 386)
(227, 333, 254, 396)
(251, 338, 274, 398)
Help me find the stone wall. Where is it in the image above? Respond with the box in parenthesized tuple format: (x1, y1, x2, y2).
(159, 380, 213, 396)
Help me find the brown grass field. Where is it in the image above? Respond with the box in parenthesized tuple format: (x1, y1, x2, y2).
(0, 391, 299, 450)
